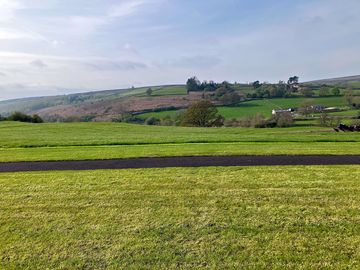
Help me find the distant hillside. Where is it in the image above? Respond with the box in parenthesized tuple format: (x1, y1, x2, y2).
(1, 75, 359, 122)
(0, 85, 189, 120)
(306, 75, 360, 86)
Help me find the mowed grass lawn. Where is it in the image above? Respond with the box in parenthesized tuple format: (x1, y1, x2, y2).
(1, 166, 360, 269)
(0, 121, 359, 162)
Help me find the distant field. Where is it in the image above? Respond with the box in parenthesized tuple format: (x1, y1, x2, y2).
(0, 122, 359, 162)
(152, 86, 187, 96)
(139, 96, 348, 119)
(328, 109, 360, 117)
(1, 166, 359, 269)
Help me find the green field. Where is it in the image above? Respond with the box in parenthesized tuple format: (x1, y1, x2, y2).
(1, 166, 359, 269)
(0, 122, 359, 162)
(139, 96, 348, 119)
(328, 109, 360, 117)
(151, 86, 187, 96)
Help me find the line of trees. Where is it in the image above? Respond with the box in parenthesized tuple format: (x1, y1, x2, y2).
(187, 76, 348, 99)
(186, 78, 242, 105)
(0, 112, 44, 123)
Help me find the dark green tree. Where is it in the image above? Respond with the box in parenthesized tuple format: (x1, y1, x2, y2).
(287, 76, 299, 85)
(31, 114, 44, 123)
(331, 87, 340, 96)
(252, 80, 261, 89)
(186, 77, 201, 92)
(181, 100, 224, 127)
(146, 87, 153, 96)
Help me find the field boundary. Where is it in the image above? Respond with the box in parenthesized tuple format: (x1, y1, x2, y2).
(0, 155, 359, 172)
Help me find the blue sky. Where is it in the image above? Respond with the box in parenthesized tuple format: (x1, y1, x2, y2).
(0, 0, 359, 100)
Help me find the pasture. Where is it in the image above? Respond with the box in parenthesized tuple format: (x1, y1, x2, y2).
(139, 96, 349, 119)
(0, 122, 359, 162)
(1, 166, 359, 269)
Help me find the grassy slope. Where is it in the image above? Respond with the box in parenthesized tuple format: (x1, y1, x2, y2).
(3, 121, 360, 148)
(139, 96, 348, 119)
(0, 85, 187, 115)
(1, 166, 360, 269)
(0, 122, 359, 162)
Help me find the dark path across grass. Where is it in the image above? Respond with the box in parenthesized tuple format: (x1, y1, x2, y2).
(0, 155, 359, 172)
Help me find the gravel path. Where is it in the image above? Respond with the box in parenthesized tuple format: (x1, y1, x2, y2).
(0, 155, 359, 172)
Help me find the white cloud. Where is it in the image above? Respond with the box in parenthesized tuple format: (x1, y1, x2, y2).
(68, 16, 107, 35)
(108, 0, 147, 18)
(65, 0, 161, 36)
(0, 0, 23, 22)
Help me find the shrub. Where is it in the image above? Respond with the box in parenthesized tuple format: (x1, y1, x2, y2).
(6, 112, 44, 123)
(31, 114, 44, 123)
(112, 113, 144, 124)
(145, 117, 159, 125)
(274, 113, 293, 127)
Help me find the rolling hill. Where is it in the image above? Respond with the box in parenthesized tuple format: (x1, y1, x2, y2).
(305, 75, 360, 86)
(0, 85, 190, 121)
(0, 75, 359, 122)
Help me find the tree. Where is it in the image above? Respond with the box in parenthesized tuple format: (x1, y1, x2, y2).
(252, 80, 261, 89)
(145, 117, 158, 125)
(331, 87, 340, 96)
(352, 96, 360, 108)
(215, 86, 228, 97)
(287, 76, 299, 93)
(298, 99, 314, 117)
(220, 92, 241, 105)
(274, 113, 293, 127)
(31, 114, 44, 123)
(7, 112, 33, 122)
(6, 112, 43, 123)
(344, 89, 354, 105)
(299, 86, 314, 97)
(287, 76, 299, 85)
(186, 77, 201, 92)
(319, 86, 330, 97)
(181, 100, 224, 127)
(146, 87, 153, 96)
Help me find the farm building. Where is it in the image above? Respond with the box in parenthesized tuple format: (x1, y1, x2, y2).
(272, 108, 293, 116)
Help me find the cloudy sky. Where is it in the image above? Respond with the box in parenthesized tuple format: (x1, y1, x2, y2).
(0, 0, 359, 100)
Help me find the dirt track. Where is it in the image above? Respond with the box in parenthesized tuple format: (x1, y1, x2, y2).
(0, 155, 359, 173)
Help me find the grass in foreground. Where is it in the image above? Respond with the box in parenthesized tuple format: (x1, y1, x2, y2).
(1, 166, 360, 269)
(1, 142, 360, 162)
(1, 122, 359, 162)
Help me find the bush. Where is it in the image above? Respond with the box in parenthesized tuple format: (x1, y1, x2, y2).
(112, 113, 144, 124)
(224, 113, 292, 128)
(6, 112, 44, 123)
(31, 114, 44, 123)
(317, 113, 341, 127)
(274, 113, 293, 127)
(145, 117, 159, 125)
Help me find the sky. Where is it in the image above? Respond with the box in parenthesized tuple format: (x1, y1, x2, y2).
(0, 0, 359, 100)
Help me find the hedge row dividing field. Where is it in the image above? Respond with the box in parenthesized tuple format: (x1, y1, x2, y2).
(1, 166, 359, 269)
